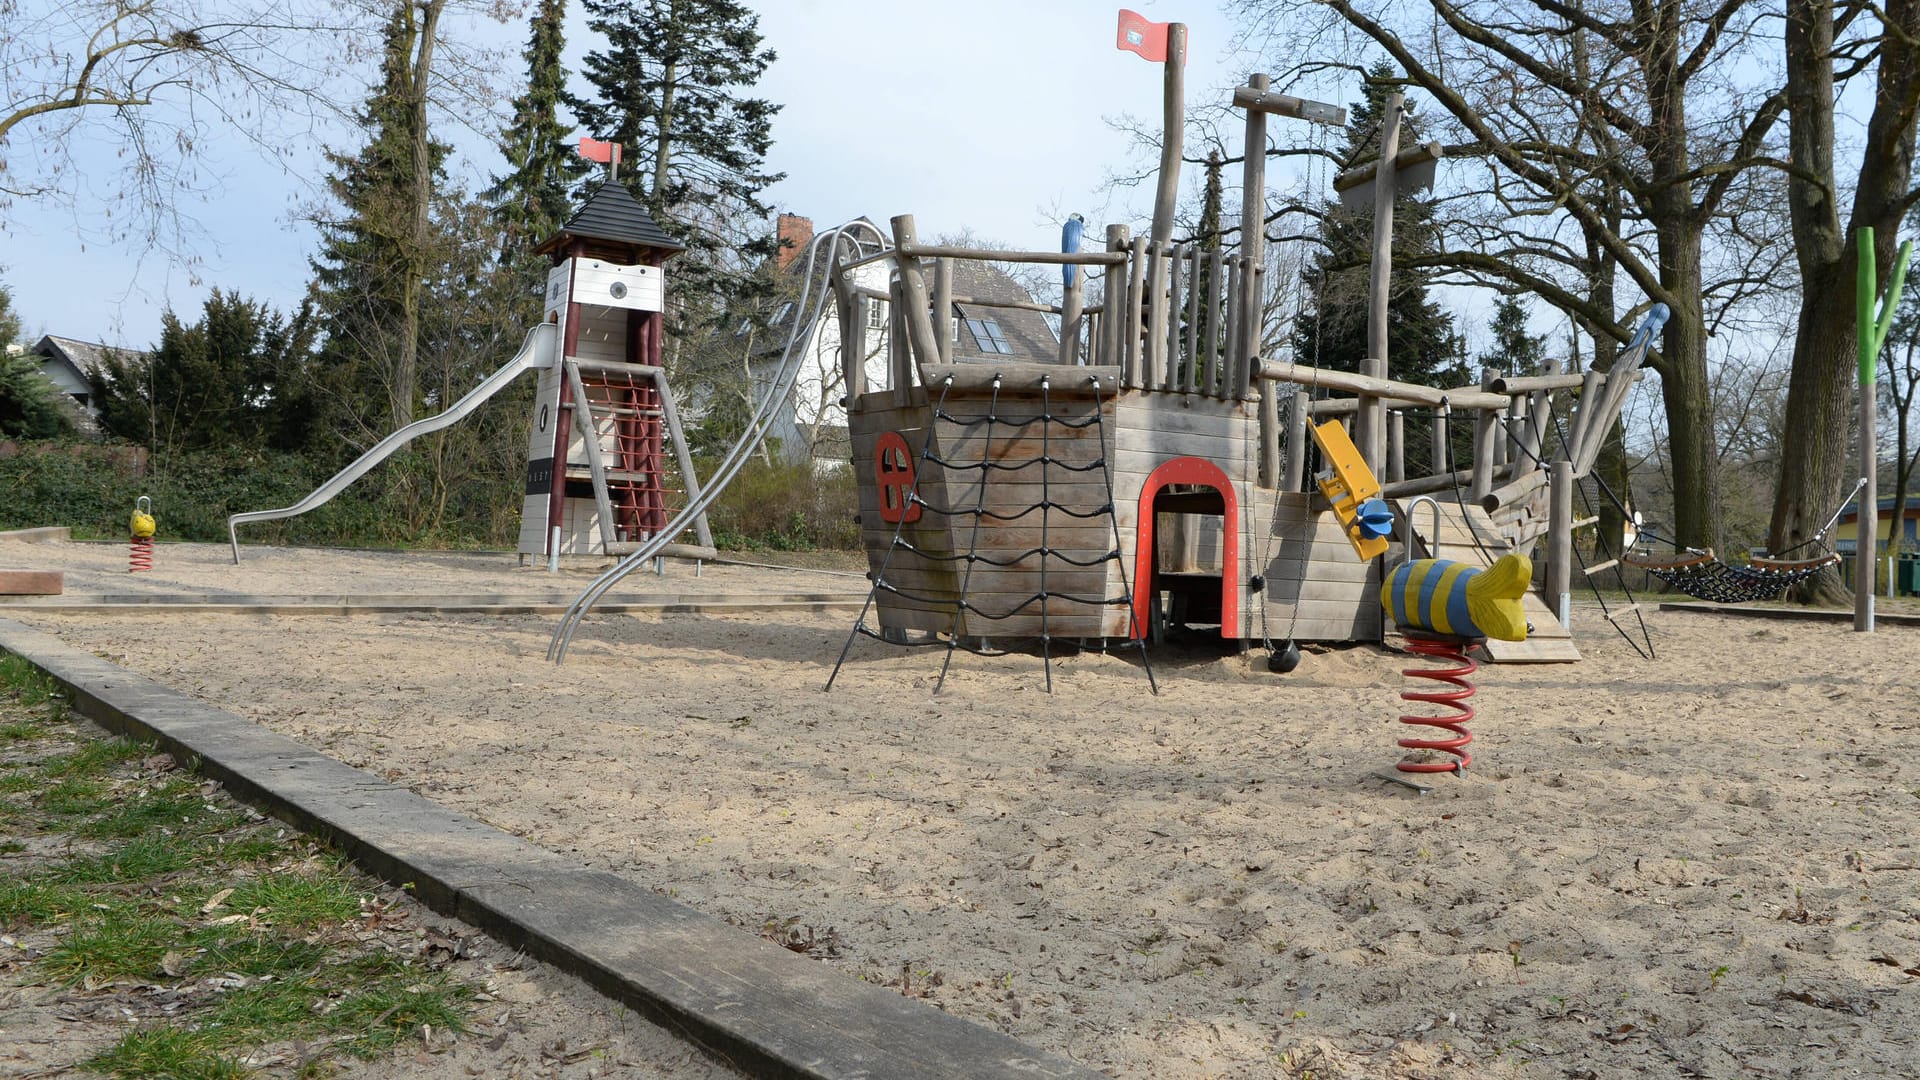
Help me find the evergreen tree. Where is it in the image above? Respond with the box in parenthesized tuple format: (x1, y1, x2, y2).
(567, 0, 784, 332)
(307, 0, 449, 441)
(0, 283, 77, 440)
(1291, 64, 1457, 387)
(1478, 295, 1548, 377)
(93, 292, 317, 456)
(486, 0, 587, 273)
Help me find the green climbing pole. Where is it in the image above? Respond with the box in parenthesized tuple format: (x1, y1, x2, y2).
(1855, 226, 1911, 632)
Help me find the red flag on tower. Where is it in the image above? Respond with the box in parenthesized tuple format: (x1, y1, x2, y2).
(1115, 9, 1172, 62)
(578, 137, 621, 165)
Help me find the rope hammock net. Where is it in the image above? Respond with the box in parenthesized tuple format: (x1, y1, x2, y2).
(1621, 548, 1841, 604)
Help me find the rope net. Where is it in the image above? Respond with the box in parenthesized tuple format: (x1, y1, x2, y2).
(1623, 550, 1840, 603)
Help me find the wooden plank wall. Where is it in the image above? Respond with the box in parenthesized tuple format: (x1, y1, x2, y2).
(851, 386, 1123, 638)
(1245, 491, 1383, 641)
(1110, 396, 1264, 638)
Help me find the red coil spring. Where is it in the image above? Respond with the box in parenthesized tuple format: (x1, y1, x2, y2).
(1396, 636, 1475, 773)
(129, 536, 154, 573)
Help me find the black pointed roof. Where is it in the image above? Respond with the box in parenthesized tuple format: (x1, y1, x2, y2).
(535, 182, 686, 256)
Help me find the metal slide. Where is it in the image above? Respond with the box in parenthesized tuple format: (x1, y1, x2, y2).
(226, 322, 557, 563)
(548, 221, 888, 662)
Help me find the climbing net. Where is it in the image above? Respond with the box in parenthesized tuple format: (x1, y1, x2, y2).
(827, 372, 1157, 695)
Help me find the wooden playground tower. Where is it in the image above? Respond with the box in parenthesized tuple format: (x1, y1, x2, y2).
(835, 44, 1657, 666)
(517, 183, 714, 567)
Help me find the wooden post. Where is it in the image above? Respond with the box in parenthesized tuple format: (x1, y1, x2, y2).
(1223, 258, 1245, 397)
(1388, 410, 1405, 483)
(1549, 460, 1574, 627)
(934, 257, 954, 366)
(1237, 74, 1270, 399)
(843, 295, 867, 402)
(1284, 389, 1310, 491)
(1357, 92, 1405, 476)
(888, 277, 910, 408)
(1146, 241, 1167, 386)
(1202, 248, 1224, 396)
(1151, 24, 1188, 248)
(1127, 236, 1148, 387)
(1175, 245, 1190, 388)
(1164, 244, 1185, 390)
(1568, 369, 1604, 473)
(1471, 406, 1497, 503)
(888, 214, 943, 386)
(1103, 224, 1129, 368)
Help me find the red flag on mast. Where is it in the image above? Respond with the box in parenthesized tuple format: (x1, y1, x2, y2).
(579, 137, 621, 165)
(1115, 9, 1172, 62)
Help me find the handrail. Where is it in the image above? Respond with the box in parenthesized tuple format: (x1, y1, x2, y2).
(226, 323, 556, 563)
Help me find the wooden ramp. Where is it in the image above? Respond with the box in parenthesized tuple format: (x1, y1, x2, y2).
(1393, 496, 1578, 663)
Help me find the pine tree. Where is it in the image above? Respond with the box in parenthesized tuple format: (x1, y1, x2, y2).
(567, 0, 784, 331)
(1478, 295, 1548, 378)
(1291, 64, 1456, 388)
(93, 292, 316, 456)
(486, 0, 587, 271)
(307, 0, 449, 441)
(0, 283, 76, 441)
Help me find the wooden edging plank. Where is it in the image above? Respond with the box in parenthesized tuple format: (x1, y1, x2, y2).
(0, 593, 867, 616)
(1658, 602, 1920, 627)
(0, 618, 1101, 1080)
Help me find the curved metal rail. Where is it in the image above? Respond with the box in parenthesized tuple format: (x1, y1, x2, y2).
(548, 221, 889, 662)
(227, 323, 556, 563)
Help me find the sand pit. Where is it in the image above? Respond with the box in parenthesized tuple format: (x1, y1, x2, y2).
(4, 538, 1918, 1077)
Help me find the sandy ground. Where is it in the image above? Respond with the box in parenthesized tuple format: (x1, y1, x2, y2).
(3, 538, 1918, 1078)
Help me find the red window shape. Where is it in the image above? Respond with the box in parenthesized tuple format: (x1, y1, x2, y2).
(875, 431, 922, 523)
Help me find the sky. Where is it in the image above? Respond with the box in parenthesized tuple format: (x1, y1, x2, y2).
(5, 0, 1312, 352)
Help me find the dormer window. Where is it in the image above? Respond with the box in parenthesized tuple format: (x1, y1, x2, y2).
(966, 318, 1013, 354)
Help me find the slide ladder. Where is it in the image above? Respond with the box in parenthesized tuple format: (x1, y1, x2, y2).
(227, 323, 556, 562)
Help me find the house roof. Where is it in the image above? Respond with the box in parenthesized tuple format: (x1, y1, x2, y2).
(534, 182, 686, 257)
(33, 335, 134, 381)
(1840, 495, 1920, 522)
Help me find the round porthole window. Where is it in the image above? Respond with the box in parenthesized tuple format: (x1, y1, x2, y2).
(609, 281, 629, 300)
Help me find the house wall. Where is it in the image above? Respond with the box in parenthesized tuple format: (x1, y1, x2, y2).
(753, 260, 892, 464)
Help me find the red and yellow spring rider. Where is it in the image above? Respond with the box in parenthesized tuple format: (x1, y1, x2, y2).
(129, 496, 156, 573)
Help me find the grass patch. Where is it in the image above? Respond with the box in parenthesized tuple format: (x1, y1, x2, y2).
(0, 652, 55, 698)
(37, 774, 113, 816)
(40, 738, 143, 779)
(42, 909, 178, 983)
(0, 711, 485, 1078)
(223, 862, 362, 930)
(80, 780, 233, 840)
(46, 834, 199, 886)
(0, 879, 104, 927)
(87, 1026, 250, 1080)
(0, 719, 47, 741)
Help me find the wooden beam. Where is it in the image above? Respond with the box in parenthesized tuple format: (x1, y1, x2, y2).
(890, 243, 1128, 267)
(1255, 360, 1509, 410)
(1332, 141, 1444, 194)
(1230, 84, 1346, 124)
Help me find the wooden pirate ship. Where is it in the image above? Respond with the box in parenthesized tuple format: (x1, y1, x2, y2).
(830, 73, 1659, 666)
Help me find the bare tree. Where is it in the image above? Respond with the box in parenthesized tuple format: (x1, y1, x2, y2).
(1768, 0, 1920, 601)
(0, 1, 362, 252)
(1233, 0, 1792, 553)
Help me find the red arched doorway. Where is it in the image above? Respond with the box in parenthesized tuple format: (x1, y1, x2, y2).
(1131, 456, 1239, 639)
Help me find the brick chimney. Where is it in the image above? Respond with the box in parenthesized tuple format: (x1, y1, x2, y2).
(776, 213, 813, 271)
